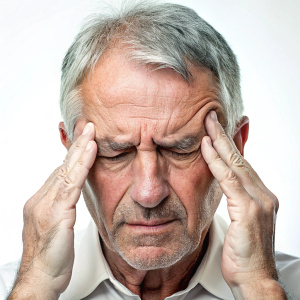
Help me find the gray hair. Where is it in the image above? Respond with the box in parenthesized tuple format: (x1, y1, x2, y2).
(60, 1, 243, 140)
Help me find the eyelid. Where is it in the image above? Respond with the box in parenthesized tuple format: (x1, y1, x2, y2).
(99, 148, 136, 161)
(98, 145, 200, 161)
(100, 152, 128, 162)
(159, 147, 196, 158)
(161, 144, 200, 152)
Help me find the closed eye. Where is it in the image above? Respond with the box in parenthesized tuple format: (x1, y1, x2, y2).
(159, 148, 197, 159)
(102, 152, 130, 161)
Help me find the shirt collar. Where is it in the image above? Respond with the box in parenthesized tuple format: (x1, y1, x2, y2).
(60, 221, 109, 299)
(61, 214, 233, 300)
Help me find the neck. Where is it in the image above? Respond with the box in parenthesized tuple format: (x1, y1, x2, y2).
(101, 230, 209, 300)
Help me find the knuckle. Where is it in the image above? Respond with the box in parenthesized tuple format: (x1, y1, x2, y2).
(215, 132, 228, 146)
(23, 194, 40, 217)
(56, 164, 69, 179)
(224, 170, 237, 183)
(74, 143, 81, 151)
(63, 152, 70, 162)
(228, 151, 244, 167)
(265, 195, 279, 213)
(23, 199, 33, 217)
(220, 130, 227, 139)
(63, 173, 75, 187)
(74, 140, 83, 151)
(211, 154, 222, 166)
(76, 158, 85, 168)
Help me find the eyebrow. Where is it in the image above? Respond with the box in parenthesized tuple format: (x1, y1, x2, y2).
(157, 135, 201, 152)
(96, 140, 135, 154)
(95, 133, 203, 155)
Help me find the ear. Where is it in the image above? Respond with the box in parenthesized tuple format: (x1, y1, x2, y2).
(59, 122, 72, 150)
(233, 116, 249, 157)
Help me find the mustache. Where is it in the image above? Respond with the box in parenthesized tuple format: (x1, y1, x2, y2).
(113, 197, 187, 229)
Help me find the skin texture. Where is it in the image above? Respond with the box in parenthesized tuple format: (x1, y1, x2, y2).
(81, 48, 224, 269)
(73, 48, 225, 298)
(8, 47, 286, 300)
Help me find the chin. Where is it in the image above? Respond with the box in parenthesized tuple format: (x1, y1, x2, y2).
(118, 244, 195, 271)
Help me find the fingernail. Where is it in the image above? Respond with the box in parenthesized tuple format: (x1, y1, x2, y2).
(86, 141, 93, 151)
(82, 123, 90, 135)
(210, 111, 218, 121)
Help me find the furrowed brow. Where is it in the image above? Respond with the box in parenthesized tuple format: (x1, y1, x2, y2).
(158, 135, 201, 152)
(96, 139, 135, 154)
(95, 134, 203, 154)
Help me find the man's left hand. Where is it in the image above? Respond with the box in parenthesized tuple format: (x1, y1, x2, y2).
(202, 111, 287, 299)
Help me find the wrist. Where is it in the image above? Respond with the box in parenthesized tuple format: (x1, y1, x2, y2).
(8, 268, 61, 300)
(231, 279, 287, 300)
(8, 287, 59, 300)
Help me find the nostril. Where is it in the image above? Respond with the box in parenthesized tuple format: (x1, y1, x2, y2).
(129, 176, 169, 208)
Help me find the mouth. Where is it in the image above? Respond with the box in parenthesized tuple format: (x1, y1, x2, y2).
(125, 219, 177, 233)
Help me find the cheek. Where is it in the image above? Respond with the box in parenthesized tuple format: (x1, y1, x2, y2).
(169, 157, 215, 224)
(86, 162, 131, 225)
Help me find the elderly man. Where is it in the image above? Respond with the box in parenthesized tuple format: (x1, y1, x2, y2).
(1, 1, 299, 300)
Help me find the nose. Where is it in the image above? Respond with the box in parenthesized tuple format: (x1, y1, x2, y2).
(129, 150, 169, 208)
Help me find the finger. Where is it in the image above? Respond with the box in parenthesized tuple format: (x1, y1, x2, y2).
(28, 123, 95, 204)
(205, 111, 261, 198)
(243, 160, 279, 211)
(49, 139, 97, 207)
(63, 140, 97, 196)
(63, 122, 95, 171)
(201, 135, 252, 217)
(205, 111, 278, 211)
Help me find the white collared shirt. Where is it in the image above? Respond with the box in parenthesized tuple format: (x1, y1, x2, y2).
(1, 215, 299, 300)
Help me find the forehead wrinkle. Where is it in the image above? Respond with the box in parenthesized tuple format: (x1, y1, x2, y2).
(95, 128, 205, 154)
(95, 84, 191, 109)
(129, 116, 169, 120)
(165, 97, 217, 134)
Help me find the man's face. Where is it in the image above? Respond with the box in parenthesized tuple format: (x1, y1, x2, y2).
(75, 47, 224, 270)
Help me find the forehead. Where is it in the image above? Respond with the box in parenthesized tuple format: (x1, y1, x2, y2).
(79, 47, 221, 141)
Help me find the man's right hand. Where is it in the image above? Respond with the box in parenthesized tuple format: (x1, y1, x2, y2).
(8, 123, 97, 300)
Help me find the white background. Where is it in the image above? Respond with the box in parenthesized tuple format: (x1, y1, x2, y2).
(0, 0, 299, 266)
